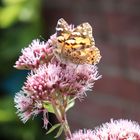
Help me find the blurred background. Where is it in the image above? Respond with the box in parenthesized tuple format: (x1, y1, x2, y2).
(0, 0, 140, 139)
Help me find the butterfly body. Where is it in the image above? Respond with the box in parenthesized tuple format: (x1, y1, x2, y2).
(54, 18, 101, 64)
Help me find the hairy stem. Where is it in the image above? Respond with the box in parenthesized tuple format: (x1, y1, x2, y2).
(52, 101, 72, 138)
(63, 113, 72, 138)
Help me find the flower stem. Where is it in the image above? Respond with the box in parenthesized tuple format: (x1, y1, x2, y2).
(63, 114, 72, 138)
(52, 103, 72, 138)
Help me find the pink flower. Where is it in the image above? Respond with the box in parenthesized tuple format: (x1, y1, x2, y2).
(14, 34, 56, 70)
(68, 119, 140, 140)
(23, 61, 101, 101)
(14, 90, 48, 128)
(94, 119, 140, 140)
(14, 60, 100, 127)
(66, 129, 98, 140)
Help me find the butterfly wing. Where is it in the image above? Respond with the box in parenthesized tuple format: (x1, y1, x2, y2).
(63, 22, 99, 64)
(63, 23, 93, 57)
(70, 22, 101, 64)
(55, 18, 72, 54)
(55, 18, 101, 64)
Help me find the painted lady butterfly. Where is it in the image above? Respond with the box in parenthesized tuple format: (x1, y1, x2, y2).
(54, 18, 101, 64)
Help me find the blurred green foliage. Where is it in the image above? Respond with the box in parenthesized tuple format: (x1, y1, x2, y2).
(0, 0, 40, 28)
(0, 0, 55, 139)
(0, 0, 42, 75)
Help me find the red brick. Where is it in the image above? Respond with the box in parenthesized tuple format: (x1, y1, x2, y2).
(95, 75, 140, 102)
(127, 46, 140, 70)
(130, 111, 140, 123)
(79, 100, 124, 119)
(121, 0, 140, 5)
(105, 13, 140, 36)
(99, 43, 120, 67)
(69, 95, 140, 129)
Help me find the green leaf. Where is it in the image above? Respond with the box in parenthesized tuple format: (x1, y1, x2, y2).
(54, 125, 64, 138)
(46, 123, 61, 135)
(43, 101, 55, 114)
(66, 99, 75, 112)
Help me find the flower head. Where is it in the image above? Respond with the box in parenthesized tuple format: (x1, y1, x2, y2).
(14, 90, 48, 129)
(14, 34, 56, 70)
(66, 129, 98, 140)
(23, 61, 101, 101)
(14, 91, 41, 123)
(14, 58, 100, 128)
(94, 119, 140, 140)
(67, 119, 140, 140)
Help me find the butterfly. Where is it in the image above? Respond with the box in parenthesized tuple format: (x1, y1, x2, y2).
(54, 18, 101, 64)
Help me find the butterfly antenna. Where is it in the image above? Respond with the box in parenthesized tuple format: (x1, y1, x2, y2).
(39, 35, 47, 41)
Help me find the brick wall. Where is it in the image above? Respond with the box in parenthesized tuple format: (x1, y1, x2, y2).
(42, 0, 140, 131)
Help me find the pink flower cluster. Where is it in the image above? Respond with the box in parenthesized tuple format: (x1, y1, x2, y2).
(14, 90, 49, 128)
(67, 129, 97, 140)
(14, 34, 56, 70)
(24, 62, 100, 101)
(14, 33, 101, 129)
(68, 119, 140, 140)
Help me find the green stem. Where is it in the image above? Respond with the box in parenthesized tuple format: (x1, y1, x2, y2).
(63, 114, 72, 138)
(52, 103, 72, 138)
(52, 104, 62, 123)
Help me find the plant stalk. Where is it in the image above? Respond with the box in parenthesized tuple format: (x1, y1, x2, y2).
(52, 103, 72, 139)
